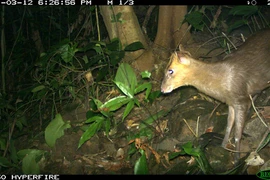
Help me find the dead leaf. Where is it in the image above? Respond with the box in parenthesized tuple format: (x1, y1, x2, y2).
(116, 148, 125, 160)
(205, 126, 213, 133)
(85, 71, 93, 83)
(187, 156, 195, 166)
(245, 152, 264, 166)
(259, 106, 270, 119)
(155, 120, 168, 134)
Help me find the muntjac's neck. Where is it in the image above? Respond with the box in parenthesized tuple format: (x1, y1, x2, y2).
(187, 60, 228, 101)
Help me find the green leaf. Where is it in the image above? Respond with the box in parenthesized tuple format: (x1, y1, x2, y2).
(85, 116, 105, 124)
(104, 119, 111, 136)
(93, 98, 103, 108)
(124, 41, 144, 51)
(82, 55, 89, 64)
(84, 54, 103, 68)
(147, 91, 162, 104)
(86, 110, 99, 119)
(109, 51, 125, 66)
(17, 149, 47, 174)
(101, 96, 131, 112)
(89, 99, 98, 111)
(106, 38, 121, 51)
(185, 11, 204, 31)
(139, 110, 169, 130)
(0, 156, 14, 167)
(134, 98, 140, 107)
(22, 153, 40, 174)
(59, 43, 78, 63)
(229, 5, 258, 17)
(96, 66, 109, 82)
(16, 121, 23, 131)
(78, 120, 103, 148)
(139, 128, 155, 140)
(122, 100, 135, 121)
(181, 142, 202, 157)
(180, 142, 214, 174)
(257, 132, 270, 152)
(134, 149, 149, 174)
(137, 109, 169, 140)
(68, 86, 76, 99)
(17, 149, 39, 159)
(0, 137, 6, 150)
(93, 43, 103, 54)
(9, 140, 18, 164)
(134, 82, 152, 99)
(111, 12, 124, 23)
(115, 63, 137, 92)
(181, 142, 193, 154)
(141, 71, 151, 79)
(45, 114, 71, 148)
(168, 151, 188, 160)
(36, 88, 47, 100)
(114, 81, 134, 98)
(15, 115, 27, 131)
(31, 85, 45, 93)
(227, 20, 248, 33)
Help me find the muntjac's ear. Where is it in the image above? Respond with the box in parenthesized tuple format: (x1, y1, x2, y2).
(179, 44, 185, 52)
(179, 44, 191, 56)
(176, 52, 191, 65)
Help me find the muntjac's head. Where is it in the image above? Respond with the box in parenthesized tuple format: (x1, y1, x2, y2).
(161, 52, 193, 93)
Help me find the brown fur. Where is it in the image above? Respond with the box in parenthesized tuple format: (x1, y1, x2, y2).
(161, 29, 270, 163)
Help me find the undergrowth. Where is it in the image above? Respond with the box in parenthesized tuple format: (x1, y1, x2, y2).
(0, 5, 269, 174)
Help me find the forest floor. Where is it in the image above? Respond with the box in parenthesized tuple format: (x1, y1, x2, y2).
(10, 30, 270, 175)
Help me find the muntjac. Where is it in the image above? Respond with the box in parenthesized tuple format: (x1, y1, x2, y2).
(161, 29, 270, 163)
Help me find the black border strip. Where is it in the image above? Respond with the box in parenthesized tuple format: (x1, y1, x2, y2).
(0, 0, 267, 6)
(79, 0, 267, 6)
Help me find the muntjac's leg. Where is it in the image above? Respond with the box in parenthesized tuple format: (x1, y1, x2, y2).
(222, 106, 235, 148)
(233, 104, 250, 163)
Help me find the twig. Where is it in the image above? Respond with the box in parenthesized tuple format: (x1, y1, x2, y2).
(223, 146, 249, 154)
(208, 102, 221, 121)
(3, 119, 16, 157)
(249, 95, 268, 127)
(142, 6, 156, 35)
(196, 116, 200, 137)
(221, 32, 238, 50)
(183, 118, 197, 138)
(255, 127, 270, 152)
(95, 6, 101, 41)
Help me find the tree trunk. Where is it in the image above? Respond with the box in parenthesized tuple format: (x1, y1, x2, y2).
(99, 6, 148, 64)
(100, 6, 191, 74)
(134, 6, 191, 74)
(27, 8, 45, 54)
(154, 6, 191, 49)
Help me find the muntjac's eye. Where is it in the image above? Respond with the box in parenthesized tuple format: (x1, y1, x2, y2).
(169, 70, 174, 74)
